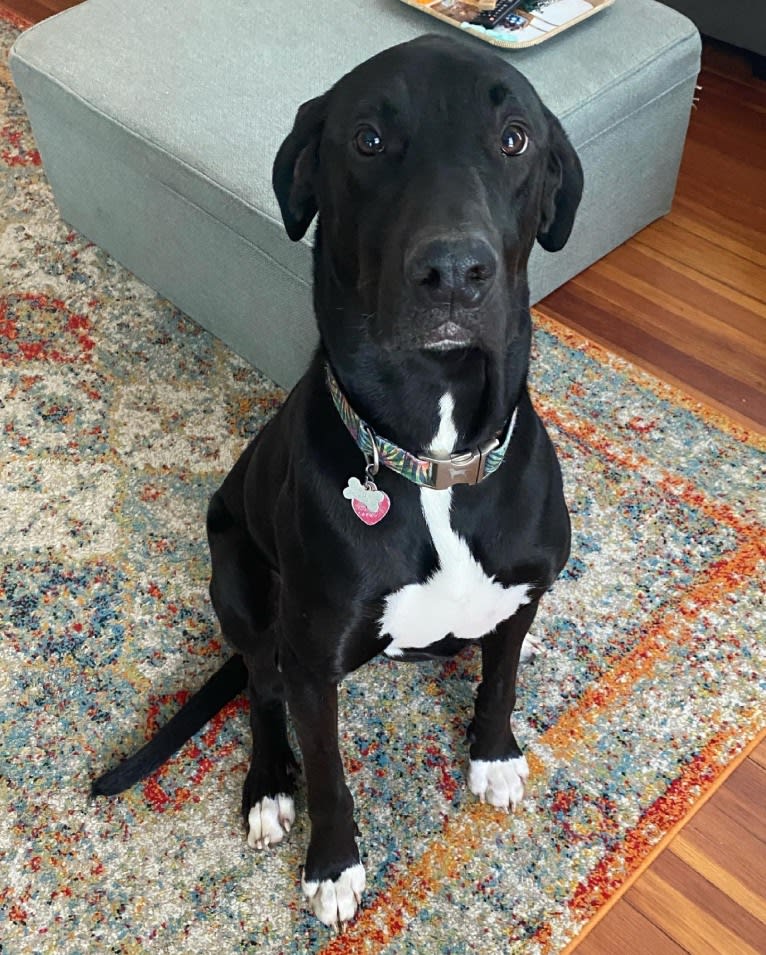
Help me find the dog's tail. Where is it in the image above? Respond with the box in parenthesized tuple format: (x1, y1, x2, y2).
(91, 654, 248, 797)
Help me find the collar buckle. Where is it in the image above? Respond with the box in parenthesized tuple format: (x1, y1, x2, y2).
(424, 436, 501, 491)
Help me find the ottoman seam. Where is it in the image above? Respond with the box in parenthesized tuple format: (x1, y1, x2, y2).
(574, 71, 699, 152)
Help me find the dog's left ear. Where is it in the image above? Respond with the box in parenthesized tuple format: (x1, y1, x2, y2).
(272, 92, 329, 241)
(536, 108, 584, 253)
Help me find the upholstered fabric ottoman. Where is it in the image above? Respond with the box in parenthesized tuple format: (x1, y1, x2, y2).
(10, 0, 700, 388)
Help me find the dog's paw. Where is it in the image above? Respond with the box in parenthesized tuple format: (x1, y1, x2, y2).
(519, 633, 543, 664)
(468, 755, 528, 810)
(302, 863, 366, 928)
(246, 794, 295, 850)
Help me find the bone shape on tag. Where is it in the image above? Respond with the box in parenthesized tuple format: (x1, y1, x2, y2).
(343, 476, 385, 510)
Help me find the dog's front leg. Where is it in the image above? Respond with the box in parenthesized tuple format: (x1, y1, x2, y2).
(467, 600, 539, 810)
(281, 647, 365, 928)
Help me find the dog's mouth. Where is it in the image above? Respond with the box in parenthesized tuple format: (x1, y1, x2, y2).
(420, 320, 475, 352)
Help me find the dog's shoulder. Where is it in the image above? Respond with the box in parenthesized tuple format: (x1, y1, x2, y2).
(449, 391, 570, 588)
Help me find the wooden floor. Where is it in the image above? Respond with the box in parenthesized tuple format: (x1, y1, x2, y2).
(3, 2, 765, 951)
(541, 41, 766, 433)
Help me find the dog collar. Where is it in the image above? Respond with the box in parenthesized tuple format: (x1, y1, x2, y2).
(326, 364, 516, 493)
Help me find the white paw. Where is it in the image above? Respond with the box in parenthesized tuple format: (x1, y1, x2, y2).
(247, 794, 295, 850)
(468, 755, 529, 810)
(302, 862, 366, 928)
(519, 633, 543, 664)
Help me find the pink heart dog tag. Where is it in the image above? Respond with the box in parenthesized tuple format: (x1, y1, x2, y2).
(343, 477, 391, 526)
(351, 493, 391, 526)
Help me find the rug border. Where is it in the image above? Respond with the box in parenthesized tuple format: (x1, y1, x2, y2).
(559, 725, 766, 954)
(531, 308, 766, 451)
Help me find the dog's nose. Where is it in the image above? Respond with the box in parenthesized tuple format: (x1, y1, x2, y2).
(405, 235, 498, 309)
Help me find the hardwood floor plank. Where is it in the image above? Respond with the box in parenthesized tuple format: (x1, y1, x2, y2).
(2, 0, 50, 22)
(540, 286, 766, 430)
(579, 901, 687, 955)
(697, 761, 766, 846)
(607, 241, 766, 323)
(694, 71, 766, 127)
(592, 254, 766, 348)
(750, 741, 766, 772)
(672, 195, 766, 261)
(31, 0, 78, 15)
(632, 219, 766, 305)
(627, 853, 766, 955)
(578, 260, 765, 369)
(674, 174, 766, 237)
(678, 141, 766, 218)
(662, 200, 766, 268)
(702, 42, 764, 86)
(670, 833, 766, 924)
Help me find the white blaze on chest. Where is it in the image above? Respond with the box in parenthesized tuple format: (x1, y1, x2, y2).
(380, 393, 532, 657)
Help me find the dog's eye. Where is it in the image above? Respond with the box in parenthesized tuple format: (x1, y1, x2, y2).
(500, 123, 529, 157)
(354, 125, 385, 157)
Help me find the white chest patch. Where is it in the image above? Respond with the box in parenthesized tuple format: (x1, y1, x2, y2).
(380, 393, 532, 658)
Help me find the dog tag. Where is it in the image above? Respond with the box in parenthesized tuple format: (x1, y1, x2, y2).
(343, 476, 391, 526)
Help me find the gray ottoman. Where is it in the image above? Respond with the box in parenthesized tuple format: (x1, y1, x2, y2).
(10, 0, 700, 388)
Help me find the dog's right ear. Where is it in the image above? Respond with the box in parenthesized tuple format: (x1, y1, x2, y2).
(272, 93, 329, 241)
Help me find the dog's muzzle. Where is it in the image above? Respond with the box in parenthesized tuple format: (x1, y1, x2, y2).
(405, 234, 499, 312)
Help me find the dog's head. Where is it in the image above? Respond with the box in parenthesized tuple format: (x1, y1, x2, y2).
(273, 34, 582, 376)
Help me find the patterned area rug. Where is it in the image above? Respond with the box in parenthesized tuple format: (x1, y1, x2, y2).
(1, 12, 764, 954)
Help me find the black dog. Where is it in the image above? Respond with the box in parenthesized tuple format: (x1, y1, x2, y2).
(93, 34, 582, 929)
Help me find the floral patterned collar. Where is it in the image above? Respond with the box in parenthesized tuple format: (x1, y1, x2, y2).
(326, 364, 516, 491)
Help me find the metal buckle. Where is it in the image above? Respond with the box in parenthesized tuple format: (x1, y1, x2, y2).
(424, 436, 500, 491)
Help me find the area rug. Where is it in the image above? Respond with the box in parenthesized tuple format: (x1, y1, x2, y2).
(1, 12, 764, 955)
